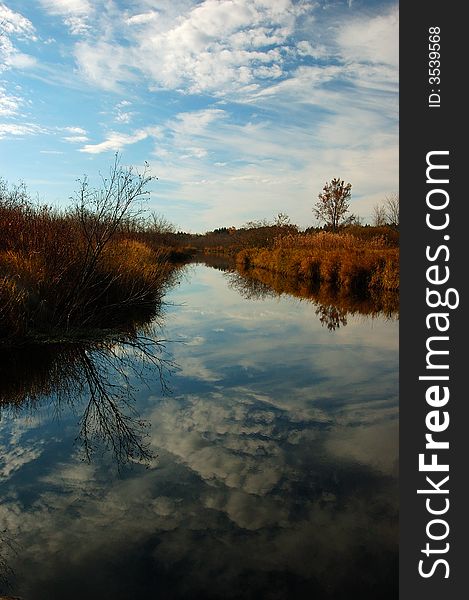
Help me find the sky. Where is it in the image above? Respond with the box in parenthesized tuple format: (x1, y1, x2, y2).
(0, 0, 398, 232)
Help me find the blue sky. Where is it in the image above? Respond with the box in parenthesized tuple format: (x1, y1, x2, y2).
(0, 0, 398, 232)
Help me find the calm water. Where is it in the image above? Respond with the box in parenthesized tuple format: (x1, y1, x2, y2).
(0, 263, 398, 599)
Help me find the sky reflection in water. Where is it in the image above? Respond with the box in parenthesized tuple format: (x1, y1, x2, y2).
(0, 264, 398, 599)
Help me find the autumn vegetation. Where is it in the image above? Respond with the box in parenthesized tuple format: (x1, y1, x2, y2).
(236, 230, 399, 295)
(0, 166, 398, 345)
(187, 178, 399, 298)
(0, 159, 189, 345)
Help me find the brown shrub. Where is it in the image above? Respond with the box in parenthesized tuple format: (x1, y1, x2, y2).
(0, 179, 178, 342)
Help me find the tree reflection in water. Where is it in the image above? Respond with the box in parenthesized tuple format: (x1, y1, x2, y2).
(226, 266, 398, 330)
(315, 304, 348, 331)
(0, 330, 175, 471)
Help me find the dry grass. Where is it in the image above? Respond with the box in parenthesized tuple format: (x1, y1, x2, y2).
(236, 231, 399, 294)
(0, 182, 180, 343)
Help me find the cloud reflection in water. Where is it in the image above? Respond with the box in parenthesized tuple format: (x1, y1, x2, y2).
(0, 264, 398, 599)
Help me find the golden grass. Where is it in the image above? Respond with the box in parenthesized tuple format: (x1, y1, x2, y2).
(236, 231, 399, 294)
(0, 200, 180, 342)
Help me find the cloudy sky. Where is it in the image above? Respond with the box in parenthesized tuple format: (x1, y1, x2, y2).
(0, 0, 398, 231)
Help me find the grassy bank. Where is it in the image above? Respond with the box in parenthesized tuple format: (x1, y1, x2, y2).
(235, 231, 399, 294)
(0, 167, 187, 344)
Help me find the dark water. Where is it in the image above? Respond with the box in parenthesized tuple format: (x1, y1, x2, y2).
(0, 263, 398, 599)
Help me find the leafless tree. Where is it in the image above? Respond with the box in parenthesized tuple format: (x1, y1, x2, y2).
(227, 271, 277, 301)
(372, 203, 387, 227)
(73, 154, 154, 284)
(385, 193, 399, 227)
(60, 155, 156, 325)
(147, 211, 176, 234)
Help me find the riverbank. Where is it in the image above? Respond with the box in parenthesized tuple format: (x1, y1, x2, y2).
(0, 169, 191, 346)
(2, 165, 398, 345)
(234, 231, 399, 295)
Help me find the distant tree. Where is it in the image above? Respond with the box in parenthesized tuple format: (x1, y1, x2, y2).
(346, 213, 362, 226)
(372, 203, 387, 227)
(272, 212, 298, 241)
(147, 210, 176, 234)
(245, 218, 270, 229)
(0, 178, 30, 207)
(274, 212, 291, 227)
(385, 193, 399, 228)
(313, 178, 352, 231)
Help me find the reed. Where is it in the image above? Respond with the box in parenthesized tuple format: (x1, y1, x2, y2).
(0, 168, 180, 344)
(235, 231, 399, 294)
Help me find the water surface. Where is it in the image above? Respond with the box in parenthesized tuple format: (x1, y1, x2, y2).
(0, 263, 398, 599)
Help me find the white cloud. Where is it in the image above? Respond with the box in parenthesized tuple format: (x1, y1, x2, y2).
(0, 416, 45, 480)
(81, 107, 224, 161)
(0, 122, 45, 139)
(180, 146, 208, 159)
(79, 126, 162, 154)
(125, 11, 159, 26)
(4, 51, 37, 68)
(63, 15, 91, 35)
(39, 0, 94, 35)
(0, 4, 37, 71)
(296, 40, 327, 59)
(250, 64, 344, 101)
(337, 6, 399, 68)
(115, 111, 132, 124)
(39, 0, 92, 15)
(63, 135, 89, 142)
(74, 41, 138, 91)
(0, 443, 43, 479)
(0, 86, 22, 116)
(59, 125, 89, 143)
(325, 420, 398, 476)
(73, 0, 311, 95)
(0, 3, 36, 38)
(114, 100, 134, 124)
(62, 126, 87, 134)
(171, 108, 226, 135)
(65, 0, 397, 108)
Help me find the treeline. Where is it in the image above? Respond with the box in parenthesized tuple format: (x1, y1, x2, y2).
(175, 212, 399, 295)
(182, 220, 397, 254)
(0, 161, 190, 344)
(1, 162, 400, 343)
